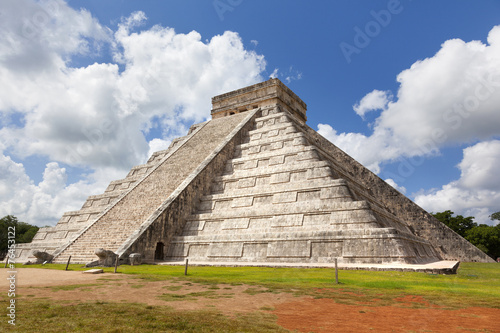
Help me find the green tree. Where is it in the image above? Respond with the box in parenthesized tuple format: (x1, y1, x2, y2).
(432, 210, 477, 238)
(490, 211, 500, 223)
(465, 224, 500, 260)
(0, 215, 39, 259)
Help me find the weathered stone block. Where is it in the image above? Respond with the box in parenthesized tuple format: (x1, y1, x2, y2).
(272, 192, 297, 204)
(269, 155, 285, 165)
(268, 241, 310, 258)
(238, 177, 256, 188)
(270, 172, 290, 184)
(242, 243, 267, 258)
(311, 241, 342, 258)
(306, 167, 332, 179)
(231, 196, 254, 208)
(222, 218, 250, 230)
(188, 244, 209, 257)
(271, 214, 304, 227)
(129, 253, 142, 265)
(208, 243, 243, 257)
(320, 186, 351, 199)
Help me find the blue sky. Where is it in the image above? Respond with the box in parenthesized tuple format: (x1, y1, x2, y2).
(1, 0, 500, 226)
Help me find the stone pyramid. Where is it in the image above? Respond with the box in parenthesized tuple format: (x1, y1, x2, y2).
(15, 79, 493, 267)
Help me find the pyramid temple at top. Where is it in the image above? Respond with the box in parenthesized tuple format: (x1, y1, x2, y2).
(15, 78, 493, 267)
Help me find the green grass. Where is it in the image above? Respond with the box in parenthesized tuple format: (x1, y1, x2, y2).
(1, 300, 289, 332)
(10, 262, 500, 308)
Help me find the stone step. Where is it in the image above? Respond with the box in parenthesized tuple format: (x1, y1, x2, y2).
(172, 227, 407, 243)
(216, 160, 330, 183)
(196, 189, 353, 215)
(254, 113, 291, 130)
(188, 200, 372, 221)
(201, 178, 349, 202)
(167, 228, 438, 262)
(237, 131, 304, 150)
(231, 142, 316, 166)
(181, 220, 381, 237)
(248, 118, 295, 135)
(146, 148, 172, 164)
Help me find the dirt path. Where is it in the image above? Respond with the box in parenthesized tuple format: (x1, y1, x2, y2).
(3, 268, 499, 332)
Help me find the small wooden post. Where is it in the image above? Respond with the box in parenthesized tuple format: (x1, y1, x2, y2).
(184, 259, 189, 276)
(65, 256, 72, 271)
(4, 260, 8, 268)
(334, 258, 339, 284)
(114, 256, 119, 273)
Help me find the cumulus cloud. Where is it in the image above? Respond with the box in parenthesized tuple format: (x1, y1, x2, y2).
(0, 155, 118, 226)
(317, 123, 395, 173)
(318, 25, 500, 223)
(414, 140, 500, 226)
(320, 25, 500, 173)
(269, 68, 279, 79)
(0, 1, 267, 225)
(353, 90, 392, 117)
(384, 178, 407, 194)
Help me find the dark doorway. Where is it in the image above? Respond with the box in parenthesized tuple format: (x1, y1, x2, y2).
(154, 242, 164, 260)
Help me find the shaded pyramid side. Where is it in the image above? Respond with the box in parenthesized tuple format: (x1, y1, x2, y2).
(294, 115, 494, 263)
(166, 105, 440, 264)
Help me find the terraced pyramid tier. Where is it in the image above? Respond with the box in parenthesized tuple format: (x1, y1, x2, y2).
(166, 107, 439, 264)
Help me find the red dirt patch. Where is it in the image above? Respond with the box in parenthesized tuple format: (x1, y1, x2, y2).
(273, 297, 500, 332)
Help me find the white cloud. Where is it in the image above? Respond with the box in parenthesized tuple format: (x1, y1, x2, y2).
(319, 25, 500, 173)
(317, 124, 395, 173)
(0, 154, 118, 226)
(284, 66, 302, 83)
(317, 25, 500, 225)
(384, 178, 406, 194)
(266, 66, 302, 83)
(269, 68, 279, 79)
(414, 140, 500, 226)
(147, 138, 171, 159)
(0, 1, 267, 226)
(353, 90, 392, 117)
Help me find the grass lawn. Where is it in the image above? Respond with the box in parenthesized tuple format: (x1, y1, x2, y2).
(13, 262, 500, 307)
(2, 262, 499, 332)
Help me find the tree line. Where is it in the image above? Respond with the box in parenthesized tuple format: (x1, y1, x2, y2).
(432, 210, 500, 260)
(0, 215, 39, 260)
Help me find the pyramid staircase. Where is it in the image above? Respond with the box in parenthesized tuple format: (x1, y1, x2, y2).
(14, 148, 177, 262)
(51, 112, 253, 264)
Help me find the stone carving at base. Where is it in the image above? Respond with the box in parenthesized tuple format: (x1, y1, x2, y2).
(85, 248, 118, 267)
(129, 253, 142, 265)
(23, 250, 54, 265)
